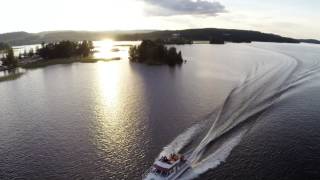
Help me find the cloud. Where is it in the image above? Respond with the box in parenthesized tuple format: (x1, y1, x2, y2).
(142, 0, 226, 16)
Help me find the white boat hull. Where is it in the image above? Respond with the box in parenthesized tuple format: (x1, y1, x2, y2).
(143, 161, 191, 180)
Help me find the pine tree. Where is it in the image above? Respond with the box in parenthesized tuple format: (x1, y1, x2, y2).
(2, 48, 18, 68)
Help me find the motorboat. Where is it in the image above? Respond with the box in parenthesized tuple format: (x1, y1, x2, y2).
(143, 153, 190, 180)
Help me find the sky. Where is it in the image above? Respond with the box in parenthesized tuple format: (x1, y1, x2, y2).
(1, 0, 319, 39)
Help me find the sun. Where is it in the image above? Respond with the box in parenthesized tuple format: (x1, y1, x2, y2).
(93, 39, 114, 59)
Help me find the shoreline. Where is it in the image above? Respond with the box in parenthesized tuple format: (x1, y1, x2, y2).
(19, 56, 121, 69)
(0, 57, 121, 83)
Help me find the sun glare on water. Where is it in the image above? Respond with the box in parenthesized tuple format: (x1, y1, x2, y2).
(94, 39, 115, 59)
(96, 62, 121, 108)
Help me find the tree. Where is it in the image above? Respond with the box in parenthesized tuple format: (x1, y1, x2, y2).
(129, 46, 138, 62)
(18, 53, 23, 60)
(35, 46, 40, 56)
(28, 49, 34, 57)
(88, 41, 94, 51)
(167, 47, 183, 66)
(23, 49, 28, 58)
(78, 40, 93, 57)
(2, 48, 18, 68)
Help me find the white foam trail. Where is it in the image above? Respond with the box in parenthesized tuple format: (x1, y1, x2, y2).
(189, 47, 299, 165)
(181, 129, 247, 180)
(159, 123, 204, 158)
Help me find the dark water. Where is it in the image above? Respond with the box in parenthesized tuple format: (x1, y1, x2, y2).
(201, 85, 320, 180)
(193, 43, 320, 180)
(0, 43, 320, 179)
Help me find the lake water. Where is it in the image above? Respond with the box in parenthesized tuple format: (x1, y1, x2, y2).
(1, 42, 320, 179)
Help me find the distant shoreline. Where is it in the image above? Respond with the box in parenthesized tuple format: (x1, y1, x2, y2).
(20, 57, 121, 69)
(1, 28, 319, 46)
(0, 57, 120, 83)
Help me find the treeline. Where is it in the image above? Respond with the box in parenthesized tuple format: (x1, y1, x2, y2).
(117, 28, 300, 43)
(160, 38, 193, 45)
(2, 28, 312, 46)
(209, 37, 226, 44)
(129, 40, 184, 66)
(0, 42, 10, 50)
(38, 40, 94, 59)
(18, 48, 38, 59)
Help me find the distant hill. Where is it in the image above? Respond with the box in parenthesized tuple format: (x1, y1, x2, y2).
(116, 28, 301, 43)
(0, 32, 37, 45)
(0, 30, 154, 46)
(299, 39, 320, 44)
(0, 29, 319, 46)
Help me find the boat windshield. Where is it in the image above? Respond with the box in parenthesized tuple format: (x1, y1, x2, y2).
(151, 167, 173, 177)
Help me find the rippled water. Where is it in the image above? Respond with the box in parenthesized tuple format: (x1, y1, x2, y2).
(1, 42, 320, 179)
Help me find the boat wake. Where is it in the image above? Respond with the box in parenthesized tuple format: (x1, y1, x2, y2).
(182, 129, 247, 180)
(154, 43, 320, 179)
(158, 123, 204, 159)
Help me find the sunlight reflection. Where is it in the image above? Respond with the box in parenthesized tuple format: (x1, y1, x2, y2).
(94, 62, 125, 148)
(94, 39, 114, 59)
(92, 62, 138, 163)
(93, 40, 141, 60)
(96, 62, 120, 108)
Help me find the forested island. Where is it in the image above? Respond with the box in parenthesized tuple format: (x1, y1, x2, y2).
(38, 40, 94, 59)
(129, 40, 184, 66)
(119, 28, 300, 44)
(0, 40, 95, 70)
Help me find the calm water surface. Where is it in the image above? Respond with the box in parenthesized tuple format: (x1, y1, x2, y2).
(1, 42, 320, 179)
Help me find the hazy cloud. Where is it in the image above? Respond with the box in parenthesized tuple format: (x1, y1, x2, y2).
(142, 0, 226, 16)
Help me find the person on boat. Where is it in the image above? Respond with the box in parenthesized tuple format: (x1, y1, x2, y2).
(170, 153, 179, 161)
(161, 156, 170, 164)
(160, 156, 164, 161)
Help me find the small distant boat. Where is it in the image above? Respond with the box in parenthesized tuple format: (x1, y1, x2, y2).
(143, 153, 190, 180)
(111, 48, 120, 52)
